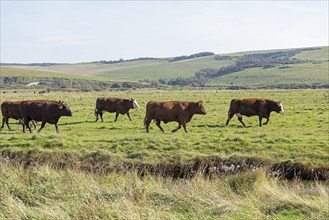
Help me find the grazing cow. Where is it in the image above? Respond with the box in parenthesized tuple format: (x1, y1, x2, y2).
(19, 100, 72, 133)
(144, 100, 207, 133)
(1, 100, 36, 130)
(95, 98, 140, 122)
(226, 98, 284, 127)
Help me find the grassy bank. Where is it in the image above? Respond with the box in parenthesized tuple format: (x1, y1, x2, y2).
(0, 161, 328, 219)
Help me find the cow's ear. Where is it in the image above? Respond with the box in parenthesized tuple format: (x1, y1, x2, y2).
(198, 100, 203, 106)
(58, 104, 63, 109)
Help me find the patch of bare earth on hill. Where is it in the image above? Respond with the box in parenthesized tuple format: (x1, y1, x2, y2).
(1, 149, 328, 181)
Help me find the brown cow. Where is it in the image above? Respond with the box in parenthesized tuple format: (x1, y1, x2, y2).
(19, 100, 72, 133)
(95, 98, 140, 122)
(226, 98, 284, 127)
(1, 100, 36, 130)
(144, 100, 207, 133)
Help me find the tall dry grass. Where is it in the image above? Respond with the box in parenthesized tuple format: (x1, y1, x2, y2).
(0, 161, 328, 219)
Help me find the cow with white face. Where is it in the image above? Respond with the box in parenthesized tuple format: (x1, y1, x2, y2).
(95, 97, 140, 122)
(226, 98, 284, 127)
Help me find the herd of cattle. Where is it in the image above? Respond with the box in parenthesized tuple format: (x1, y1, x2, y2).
(1, 97, 284, 133)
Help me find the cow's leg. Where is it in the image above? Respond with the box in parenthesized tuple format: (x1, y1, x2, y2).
(237, 113, 246, 127)
(171, 123, 182, 133)
(95, 112, 99, 122)
(21, 118, 27, 133)
(155, 120, 164, 133)
(1, 117, 5, 129)
(182, 123, 188, 133)
(99, 112, 104, 122)
(54, 123, 59, 133)
(38, 121, 46, 133)
(126, 112, 132, 121)
(226, 111, 234, 126)
(3, 117, 11, 130)
(31, 121, 37, 130)
(258, 116, 263, 127)
(263, 117, 269, 125)
(25, 119, 33, 133)
(177, 116, 188, 133)
(144, 117, 152, 133)
(114, 112, 119, 122)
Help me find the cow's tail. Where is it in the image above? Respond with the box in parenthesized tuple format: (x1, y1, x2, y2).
(144, 116, 147, 127)
(94, 107, 99, 121)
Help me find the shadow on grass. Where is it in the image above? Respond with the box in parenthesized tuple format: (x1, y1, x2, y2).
(195, 124, 226, 128)
(59, 120, 98, 125)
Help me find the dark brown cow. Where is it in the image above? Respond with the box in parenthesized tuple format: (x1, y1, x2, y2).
(1, 100, 36, 130)
(95, 98, 140, 122)
(144, 100, 207, 133)
(226, 98, 284, 127)
(19, 100, 72, 133)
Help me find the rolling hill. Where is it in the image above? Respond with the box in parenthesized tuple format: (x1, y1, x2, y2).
(1, 46, 328, 89)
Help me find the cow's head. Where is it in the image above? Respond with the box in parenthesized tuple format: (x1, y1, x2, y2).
(58, 100, 73, 116)
(131, 98, 140, 109)
(195, 100, 207, 115)
(274, 101, 284, 114)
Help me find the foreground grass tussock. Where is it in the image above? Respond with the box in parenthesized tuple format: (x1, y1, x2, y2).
(2, 149, 328, 181)
(0, 162, 328, 219)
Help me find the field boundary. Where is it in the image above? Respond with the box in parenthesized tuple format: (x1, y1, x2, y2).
(1, 149, 328, 181)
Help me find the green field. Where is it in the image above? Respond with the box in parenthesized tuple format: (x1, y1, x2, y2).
(1, 89, 328, 219)
(0, 66, 110, 81)
(1, 47, 329, 219)
(2, 46, 328, 89)
(11, 56, 233, 81)
(207, 62, 329, 88)
(1, 89, 328, 166)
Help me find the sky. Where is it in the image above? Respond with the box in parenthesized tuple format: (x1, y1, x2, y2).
(1, 1, 328, 63)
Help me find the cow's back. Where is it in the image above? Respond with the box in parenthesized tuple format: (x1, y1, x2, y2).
(229, 98, 265, 116)
(146, 101, 183, 122)
(96, 97, 120, 112)
(20, 100, 58, 121)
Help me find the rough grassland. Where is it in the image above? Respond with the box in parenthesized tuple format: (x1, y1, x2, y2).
(0, 66, 110, 81)
(0, 89, 328, 219)
(0, 89, 328, 167)
(13, 56, 233, 81)
(0, 162, 328, 220)
(207, 62, 329, 88)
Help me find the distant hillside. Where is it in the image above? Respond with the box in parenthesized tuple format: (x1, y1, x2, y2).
(1, 47, 328, 90)
(0, 67, 152, 90)
(3, 52, 232, 81)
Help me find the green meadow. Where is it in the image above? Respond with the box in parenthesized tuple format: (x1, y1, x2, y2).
(1, 46, 328, 219)
(207, 62, 329, 88)
(1, 88, 328, 219)
(1, 89, 328, 167)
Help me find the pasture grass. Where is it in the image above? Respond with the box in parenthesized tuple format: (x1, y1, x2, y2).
(8, 56, 233, 81)
(0, 89, 328, 167)
(207, 62, 329, 88)
(0, 161, 328, 219)
(0, 66, 110, 81)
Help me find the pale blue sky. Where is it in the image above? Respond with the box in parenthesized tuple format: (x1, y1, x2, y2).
(1, 1, 328, 63)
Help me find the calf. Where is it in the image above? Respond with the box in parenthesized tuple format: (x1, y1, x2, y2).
(226, 98, 284, 127)
(144, 100, 207, 133)
(19, 100, 72, 133)
(95, 98, 140, 122)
